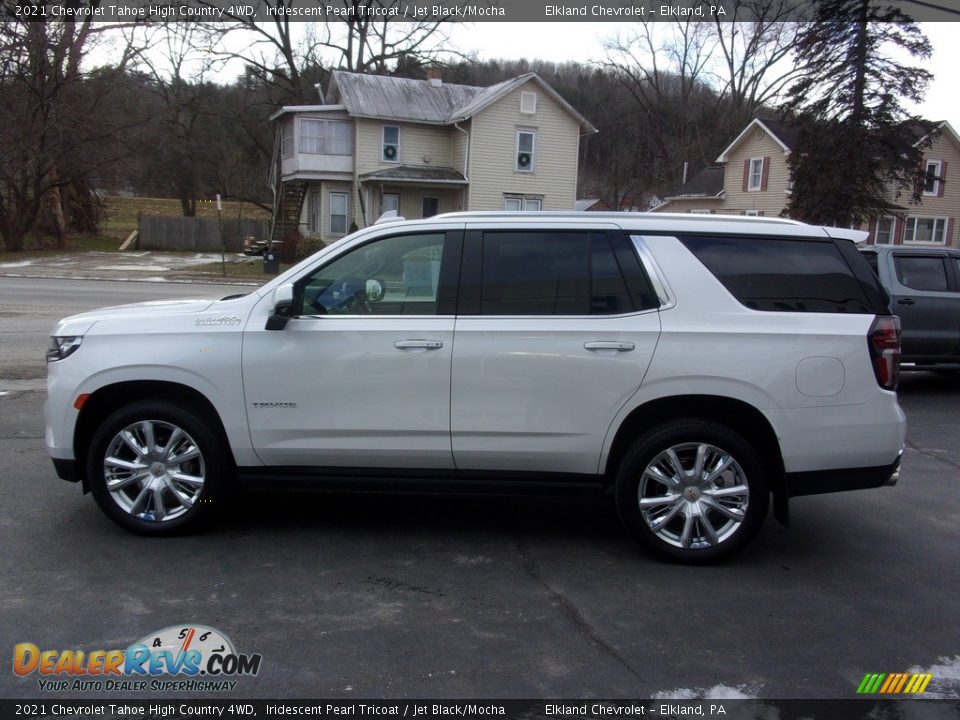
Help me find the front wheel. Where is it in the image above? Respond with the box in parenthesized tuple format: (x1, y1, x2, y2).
(615, 419, 769, 563)
(87, 400, 230, 535)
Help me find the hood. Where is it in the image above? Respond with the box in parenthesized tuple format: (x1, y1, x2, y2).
(52, 298, 221, 337)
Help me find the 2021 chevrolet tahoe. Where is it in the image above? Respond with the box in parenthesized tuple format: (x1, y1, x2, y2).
(45, 213, 906, 562)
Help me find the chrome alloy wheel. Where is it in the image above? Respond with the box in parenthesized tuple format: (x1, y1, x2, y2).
(102, 420, 206, 522)
(638, 442, 750, 550)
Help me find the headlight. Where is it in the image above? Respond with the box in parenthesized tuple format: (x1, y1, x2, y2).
(46, 336, 83, 362)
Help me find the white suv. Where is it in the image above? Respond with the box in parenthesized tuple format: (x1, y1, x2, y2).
(45, 213, 906, 562)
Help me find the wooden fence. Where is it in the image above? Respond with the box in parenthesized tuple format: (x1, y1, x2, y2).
(137, 215, 270, 253)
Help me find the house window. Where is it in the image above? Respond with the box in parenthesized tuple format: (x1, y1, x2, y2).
(875, 217, 895, 245)
(520, 91, 537, 114)
(503, 195, 542, 211)
(328, 121, 352, 155)
(329, 192, 348, 235)
(923, 160, 942, 196)
(307, 191, 322, 235)
(381, 193, 400, 215)
(382, 126, 400, 162)
(281, 119, 294, 159)
(689, 209, 711, 215)
(743, 209, 759, 217)
(516, 130, 535, 172)
(421, 196, 439, 218)
(904, 216, 947, 245)
(747, 158, 763, 191)
(299, 119, 352, 155)
(300, 119, 324, 154)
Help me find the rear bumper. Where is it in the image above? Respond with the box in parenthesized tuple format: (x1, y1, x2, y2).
(785, 455, 901, 498)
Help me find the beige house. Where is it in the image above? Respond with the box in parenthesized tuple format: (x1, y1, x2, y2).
(653, 117, 960, 248)
(269, 70, 596, 245)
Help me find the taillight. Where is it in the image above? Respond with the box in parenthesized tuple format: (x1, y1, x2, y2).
(868, 315, 901, 390)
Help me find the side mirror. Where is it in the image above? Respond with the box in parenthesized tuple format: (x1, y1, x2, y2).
(266, 283, 295, 331)
(366, 278, 386, 303)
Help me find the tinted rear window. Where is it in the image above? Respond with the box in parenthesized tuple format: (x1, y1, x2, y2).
(894, 255, 950, 292)
(679, 235, 874, 313)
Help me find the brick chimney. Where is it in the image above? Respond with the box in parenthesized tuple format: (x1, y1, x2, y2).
(426, 66, 443, 87)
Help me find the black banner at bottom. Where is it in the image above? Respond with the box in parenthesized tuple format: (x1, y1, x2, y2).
(2, 699, 960, 720)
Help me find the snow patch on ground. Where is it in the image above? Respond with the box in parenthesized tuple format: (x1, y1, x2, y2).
(94, 265, 171, 272)
(908, 656, 960, 698)
(652, 684, 759, 700)
(0, 260, 33, 268)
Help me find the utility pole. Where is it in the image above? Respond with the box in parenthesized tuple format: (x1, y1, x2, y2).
(217, 194, 225, 278)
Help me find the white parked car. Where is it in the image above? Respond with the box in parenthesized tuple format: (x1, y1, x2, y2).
(45, 212, 905, 562)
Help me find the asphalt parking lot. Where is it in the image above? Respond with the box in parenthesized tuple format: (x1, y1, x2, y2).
(1, 278, 958, 701)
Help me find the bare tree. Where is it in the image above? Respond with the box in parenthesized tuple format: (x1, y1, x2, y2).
(129, 23, 219, 216)
(604, 21, 720, 193)
(710, 1, 809, 129)
(200, 1, 461, 103)
(602, 8, 809, 200)
(312, 1, 460, 74)
(0, 7, 144, 250)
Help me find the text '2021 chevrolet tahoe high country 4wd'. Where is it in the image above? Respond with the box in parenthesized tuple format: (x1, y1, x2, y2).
(46, 213, 906, 562)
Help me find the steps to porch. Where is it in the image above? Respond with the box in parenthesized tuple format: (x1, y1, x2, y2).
(270, 181, 308, 262)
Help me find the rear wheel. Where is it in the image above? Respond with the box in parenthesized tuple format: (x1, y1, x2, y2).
(87, 400, 230, 534)
(615, 419, 769, 563)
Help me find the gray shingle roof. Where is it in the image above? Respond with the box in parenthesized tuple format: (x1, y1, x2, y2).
(325, 71, 596, 132)
(359, 165, 467, 183)
(667, 167, 725, 199)
(327, 71, 488, 124)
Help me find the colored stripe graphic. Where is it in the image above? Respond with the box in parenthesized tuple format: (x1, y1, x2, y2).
(857, 672, 932, 694)
(857, 674, 885, 693)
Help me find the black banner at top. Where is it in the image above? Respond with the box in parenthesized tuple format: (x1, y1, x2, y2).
(4, 0, 960, 23)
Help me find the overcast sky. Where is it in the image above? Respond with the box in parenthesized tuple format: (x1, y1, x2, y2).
(97, 21, 959, 124)
(445, 22, 959, 123)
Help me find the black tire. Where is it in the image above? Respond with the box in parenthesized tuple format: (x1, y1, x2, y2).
(615, 419, 769, 563)
(87, 399, 231, 535)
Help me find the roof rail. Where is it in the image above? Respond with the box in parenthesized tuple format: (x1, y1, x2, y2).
(428, 210, 807, 226)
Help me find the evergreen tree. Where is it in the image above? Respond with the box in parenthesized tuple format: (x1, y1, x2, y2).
(783, 0, 935, 225)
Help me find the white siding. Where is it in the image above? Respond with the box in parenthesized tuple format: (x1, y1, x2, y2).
(297, 180, 355, 242)
(898, 132, 960, 247)
(721, 131, 791, 215)
(356, 119, 453, 174)
(467, 81, 581, 211)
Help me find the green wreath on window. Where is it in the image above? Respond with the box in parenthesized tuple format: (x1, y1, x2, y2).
(517, 152, 532, 169)
(384, 145, 397, 161)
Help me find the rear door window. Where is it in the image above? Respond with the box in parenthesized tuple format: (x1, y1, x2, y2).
(479, 231, 589, 315)
(894, 256, 950, 292)
(459, 231, 658, 315)
(679, 235, 874, 313)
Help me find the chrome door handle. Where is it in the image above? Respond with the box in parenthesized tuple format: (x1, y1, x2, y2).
(584, 341, 635, 352)
(394, 340, 444, 350)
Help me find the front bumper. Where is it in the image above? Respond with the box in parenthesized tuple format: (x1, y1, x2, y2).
(52, 458, 80, 483)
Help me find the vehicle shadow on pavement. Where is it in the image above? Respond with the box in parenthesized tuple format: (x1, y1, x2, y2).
(897, 369, 960, 395)
(222, 489, 622, 542)
(213, 488, 843, 567)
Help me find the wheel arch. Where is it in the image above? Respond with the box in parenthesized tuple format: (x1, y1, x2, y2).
(73, 380, 235, 490)
(603, 395, 788, 524)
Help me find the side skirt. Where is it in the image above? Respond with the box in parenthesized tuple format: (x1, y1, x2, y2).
(236, 466, 607, 496)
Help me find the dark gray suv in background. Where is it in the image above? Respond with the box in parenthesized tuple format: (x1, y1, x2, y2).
(861, 245, 960, 367)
